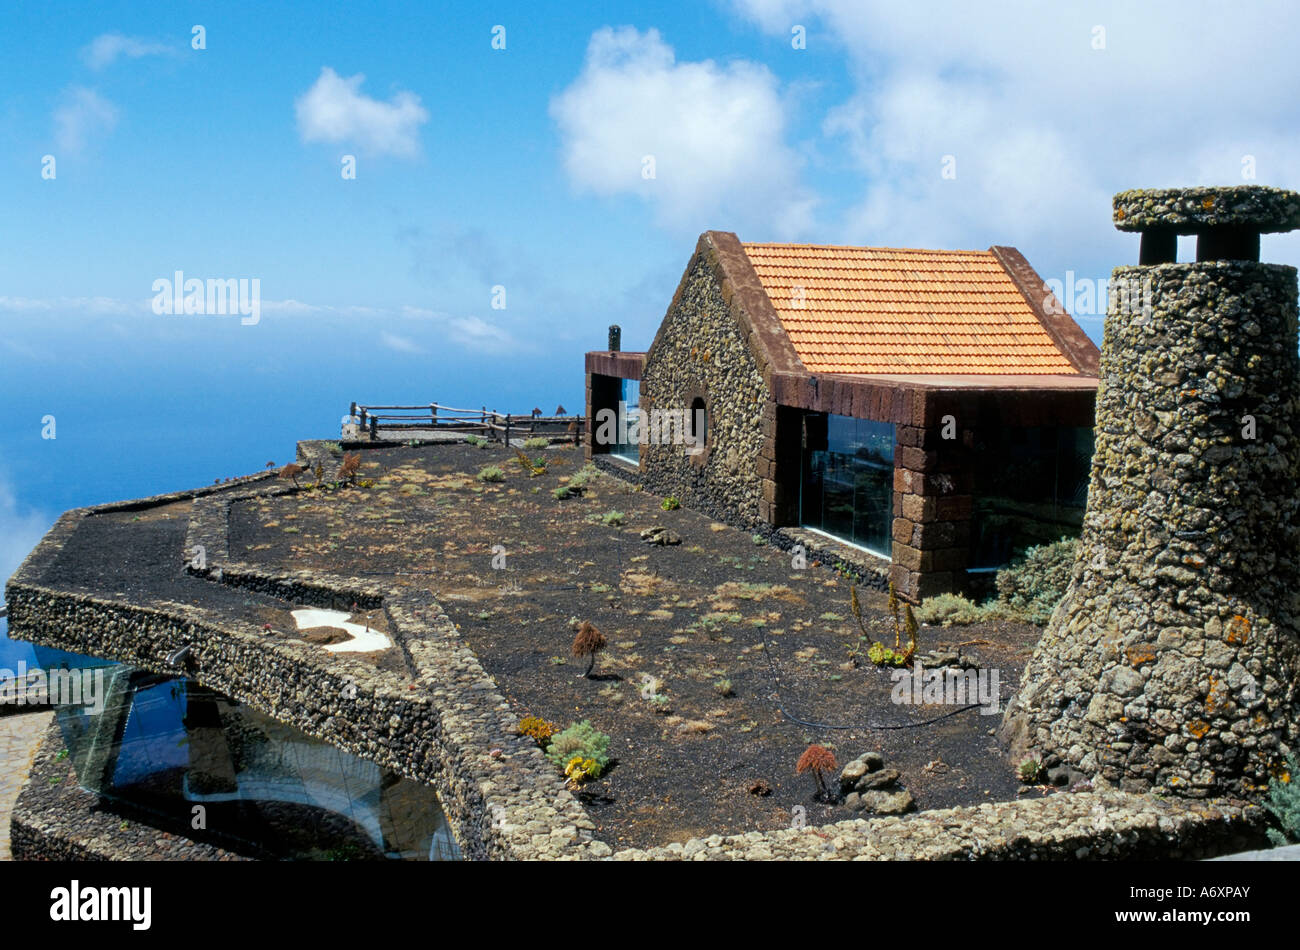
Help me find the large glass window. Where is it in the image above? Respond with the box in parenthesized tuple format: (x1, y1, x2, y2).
(969, 425, 1093, 569)
(800, 414, 895, 557)
(612, 378, 640, 463)
(36, 650, 461, 861)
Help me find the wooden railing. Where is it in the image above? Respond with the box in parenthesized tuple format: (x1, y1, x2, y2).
(347, 401, 584, 444)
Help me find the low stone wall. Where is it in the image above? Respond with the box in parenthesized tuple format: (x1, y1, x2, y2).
(612, 790, 1266, 860)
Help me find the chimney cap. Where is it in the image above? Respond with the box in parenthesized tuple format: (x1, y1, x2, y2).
(1113, 185, 1300, 234)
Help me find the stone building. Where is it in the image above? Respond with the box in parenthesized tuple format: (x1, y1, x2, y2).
(586, 230, 1100, 599)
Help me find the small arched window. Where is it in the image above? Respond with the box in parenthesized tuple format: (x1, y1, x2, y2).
(689, 396, 708, 449)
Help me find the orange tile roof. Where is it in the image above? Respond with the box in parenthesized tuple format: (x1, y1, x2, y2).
(742, 243, 1078, 375)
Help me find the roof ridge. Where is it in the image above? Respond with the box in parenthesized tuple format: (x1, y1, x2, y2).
(741, 242, 995, 255)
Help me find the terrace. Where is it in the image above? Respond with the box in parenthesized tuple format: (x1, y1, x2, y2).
(3, 437, 1267, 859)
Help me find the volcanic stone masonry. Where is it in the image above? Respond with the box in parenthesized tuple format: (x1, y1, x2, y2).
(1002, 185, 1300, 798)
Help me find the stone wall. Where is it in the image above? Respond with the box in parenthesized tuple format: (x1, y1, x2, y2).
(1004, 257, 1300, 797)
(639, 248, 770, 526)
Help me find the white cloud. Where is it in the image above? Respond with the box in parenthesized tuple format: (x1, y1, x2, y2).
(0, 295, 518, 354)
(727, 1, 1300, 263)
(53, 87, 118, 153)
(295, 67, 429, 158)
(0, 295, 138, 315)
(0, 476, 50, 589)
(379, 330, 424, 353)
(81, 32, 175, 70)
(551, 27, 815, 238)
(448, 316, 515, 349)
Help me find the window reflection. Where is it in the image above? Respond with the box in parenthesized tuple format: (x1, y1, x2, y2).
(37, 651, 461, 861)
(801, 414, 895, 556)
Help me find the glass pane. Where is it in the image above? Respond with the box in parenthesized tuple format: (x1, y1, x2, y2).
(969, 425, 1092, 568)
(37, 654, 461, 861)
(613, 378, 640, 463)
(800, 413, 894, 557)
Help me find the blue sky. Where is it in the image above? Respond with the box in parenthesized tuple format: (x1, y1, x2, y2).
(3, 1, 1300, 661)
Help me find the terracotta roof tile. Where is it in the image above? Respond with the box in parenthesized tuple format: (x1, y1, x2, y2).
(742, 242, 1077, 375)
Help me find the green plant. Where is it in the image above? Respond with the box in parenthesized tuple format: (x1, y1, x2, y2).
(661, 496, 680, 511)
(523, 437, 549, 451)
(546, 720, 611, 776)
(568, 464, 600, 491)
(850, 581, 918, 667)
(477, 465, 505, 483)
(914, 592, 989, 626)
(600, 510, 625, 526)
(564, 756, 603, 787)
(1265, 754, 1300, 845)
(553, 485, 576, 499)
(1018, 757, 1045, 784)
(518, 715, 559, 748)
(752, 533, 765, 545)
(866, 641, 908, 667)
(994, 537, 1078, 625)
(465, 434, 489, 448)
(714, 678, 734, 697)
(323, 441, 343, 456)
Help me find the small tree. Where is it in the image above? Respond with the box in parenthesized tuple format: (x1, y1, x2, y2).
(796, 744, 838, 801)
(338, 451, 361, 485)
(571, 621, 607, 678)
(279, 462, 306, 487)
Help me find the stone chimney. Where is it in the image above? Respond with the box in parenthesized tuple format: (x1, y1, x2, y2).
(1002, 185, 1300, 798)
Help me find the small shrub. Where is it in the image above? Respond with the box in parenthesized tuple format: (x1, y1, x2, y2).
(518, 716, 559, 748)
(1265, 754, 1300, 845)
(477, 465, 505, 483)
(564, 756, 603, 786)
(915, 592, 988, 626)
(752, 533, 765, 545)
(337, 451, 362, 484)
(796, 744, 838, 800)
(571, 621, 607, 677)
(323, 441, 343, 457)
(713, 678, 734, 697)
(546, 720, 611, 776)
(867, 642, 908, 667)
(465, 434, 489, 448)
(600, 510, 625, 526)
(553, 485, 577, 500)
(569, 464, 600, 490)
(523, 437, 549, 451)
(994, 537, 1078, 625)
(661, 496, 680, 511)
(1018, 757, 1045, 784)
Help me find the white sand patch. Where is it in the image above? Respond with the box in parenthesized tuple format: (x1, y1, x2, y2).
(290, 607, 392, 653)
